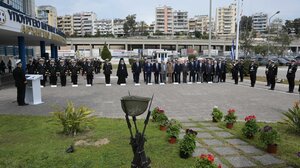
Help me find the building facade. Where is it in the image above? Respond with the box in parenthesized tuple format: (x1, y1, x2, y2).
(36, 5, 57, 27)
(155, 6, 173, 35)
(189, 15, 215, 34)
(94, 19, 113, 35)
(72, 12, 97, 36)
(173, 10, 188, 34)
(57, 15, 73, 36)
(252, 12, 268, 33)
(0, 0, 35, 16)
(215, 3, 236, 35)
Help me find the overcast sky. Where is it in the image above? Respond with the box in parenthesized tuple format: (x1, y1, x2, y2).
(36, 0, 300, 24)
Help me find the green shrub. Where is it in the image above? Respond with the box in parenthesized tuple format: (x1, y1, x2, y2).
(151, 107, 165, 122)
(188, 55, 197, 61)
(224, 109, 237, 124)
(156, 113, 168, 126)
(179, 130, 197, 157)
(166, 119, 182, 138)
(52, 102, 94, 136)
(283, 102, 300, 134)
(194, 154, 220, 168)
(211, 106, 223, 122)
(129, 58, 135, 65)
(259, 125, 280, 145)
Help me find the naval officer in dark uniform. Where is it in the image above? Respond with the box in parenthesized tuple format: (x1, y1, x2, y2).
(13, 60, 28, 106)
(286, 59, 297, 93)
(249, 60, 258, 87)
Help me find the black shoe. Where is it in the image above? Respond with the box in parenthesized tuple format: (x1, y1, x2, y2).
(19, 103, 29, 106)
(269, 88, 274, 90)
(288, 91, 294, 93)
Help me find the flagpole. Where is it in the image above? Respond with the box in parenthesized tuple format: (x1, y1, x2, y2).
(208, 0, 212, 58)
(235, 0, 240, 60)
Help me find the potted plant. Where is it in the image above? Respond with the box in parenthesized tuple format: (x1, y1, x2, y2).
(259, 125, 280, 154)
(151, 107, 165, 122)
(194, 154, 222, 168)
(211, 106, 223, 122)
(224, 109, 237, 129)
(166, 119, 182, 144)
(179, 129, 197, 159)
(242, 115, 259, 139)
(156, 113, 169, 131)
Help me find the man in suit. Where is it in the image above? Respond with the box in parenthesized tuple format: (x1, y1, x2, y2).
(213, 60, 220, 83)
(182, 60, 189, 83)
(249, 60, 258, 87)
(160, 61, 167, 84)
(189, 59, 196, 83)
(132, 59, 142, 84)
(13, 60, 28, 106)
(144, 60, 152, 84)
(166, 60, 173, 84)
(286, 59, 298, 93)
(103, 59, 113, 84)
(268, 61, 278, 90)
(26, 59, 36, 74)
(153, 60, 161, 84)
(220, 60, 227, 82)
(174, 60, 182, 83)
(206, 60, 213, 83)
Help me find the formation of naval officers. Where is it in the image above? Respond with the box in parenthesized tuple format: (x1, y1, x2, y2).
(23, 57, 298, 93)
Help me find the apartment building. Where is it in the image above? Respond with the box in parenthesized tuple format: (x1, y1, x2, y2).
(155, 6, 173, 34)
(112, 19, 125, 36)
(72, 12, 97, 36)
(57, 15, 73, 36)
(189, 15, 215, 34)
(215, 3, 236, 35)
(173, 10, 188, 34)
(94, 19, 113, 35)
(36, 5, 57, 27)
(252, 12, 268, 33)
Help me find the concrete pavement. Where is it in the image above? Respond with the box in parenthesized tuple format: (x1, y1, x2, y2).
(0, 72, 298, 123)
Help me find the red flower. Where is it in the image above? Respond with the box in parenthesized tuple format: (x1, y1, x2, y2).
(245, 115, 256, 122)
(218, 164, 222, 168)
(207, 154, 214, 163)
(228, 108, 235, 115)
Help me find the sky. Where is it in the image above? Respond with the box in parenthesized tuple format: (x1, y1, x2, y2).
(36, 0, 300, 24)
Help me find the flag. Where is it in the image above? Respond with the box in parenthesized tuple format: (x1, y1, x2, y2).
(231, 40, 235, 60)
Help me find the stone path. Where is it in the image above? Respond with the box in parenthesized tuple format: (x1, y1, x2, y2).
(179, 121, 289, 168)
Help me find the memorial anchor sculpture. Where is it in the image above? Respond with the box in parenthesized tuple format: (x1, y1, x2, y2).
(121, 94, 154, 168)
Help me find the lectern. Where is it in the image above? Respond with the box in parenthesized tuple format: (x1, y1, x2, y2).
(25, 75, 43, 105)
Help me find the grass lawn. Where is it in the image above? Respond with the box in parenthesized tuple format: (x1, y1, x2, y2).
(0, 115, 195, 168)
(217, 121, 300, 167)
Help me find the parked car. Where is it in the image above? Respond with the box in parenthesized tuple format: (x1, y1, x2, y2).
(258, 58, 269, 66)
(277, 58, 289, 66)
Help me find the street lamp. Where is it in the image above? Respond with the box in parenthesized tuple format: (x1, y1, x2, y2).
(121, 94, 154, 168)
(267, 11, 280, 56)
(208, 0, 212, 58)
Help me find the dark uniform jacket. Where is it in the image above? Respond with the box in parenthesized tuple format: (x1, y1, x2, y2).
(103, 63, 113, 75)
(13, 67, 26, 87)
(287, 64, 297, 78)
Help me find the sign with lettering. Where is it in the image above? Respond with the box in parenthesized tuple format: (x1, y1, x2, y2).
(0, 5, 65, 44)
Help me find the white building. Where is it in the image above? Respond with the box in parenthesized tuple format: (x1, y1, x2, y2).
(112, 19, 125, 36)
(155, 6, 173, 34)
(252, 12, 268, 33)
(270, 18, 283, 34)
(36, 5, 57, 27)
(189, 15, 215, 34)
(57, 15, 73, 36)
(215, 3, 236, 35)
(72, 12, 97, 36)
(173, 10, 188, 34)
(94, 19, 113, 35)
(1, 0, 35, 17)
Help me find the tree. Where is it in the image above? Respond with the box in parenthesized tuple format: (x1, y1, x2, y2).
(254, 45, 268, 56)
(195, 31, 202, 39)
(240, 30, 255, 56)
(240, 16, 252, 32)
(95, 29, 101, 37)
(123, 14, 137, 36)
(274, 32, 292, 56)
(101, 43, 112, 61)
(202, 32, 209, 39)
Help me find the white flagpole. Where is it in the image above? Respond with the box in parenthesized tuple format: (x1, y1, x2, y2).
(208, 0, 212, 58)
(235, 0, 240, 60)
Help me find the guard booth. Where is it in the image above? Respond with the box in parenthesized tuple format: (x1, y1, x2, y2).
(25, 75, 43, 105)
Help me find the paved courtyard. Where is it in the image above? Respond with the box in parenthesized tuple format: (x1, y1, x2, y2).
(0, 72, 298, 122)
